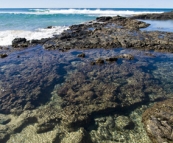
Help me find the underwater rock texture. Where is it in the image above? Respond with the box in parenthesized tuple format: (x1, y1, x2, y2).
(142, 99, 173, 143)
(53, 57, 165, 129)
(1, 46, 173, 142)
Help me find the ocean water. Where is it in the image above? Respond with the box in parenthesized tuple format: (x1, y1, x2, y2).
(0, 8, 173, 45)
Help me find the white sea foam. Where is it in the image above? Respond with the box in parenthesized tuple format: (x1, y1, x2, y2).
(0, 26, 68, 46)
(0, 8, 163, 16)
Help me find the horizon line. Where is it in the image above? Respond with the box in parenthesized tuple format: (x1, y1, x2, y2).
(0, 7, 173, 9)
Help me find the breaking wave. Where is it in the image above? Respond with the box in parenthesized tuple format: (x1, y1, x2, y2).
(0, 8, 164, 16)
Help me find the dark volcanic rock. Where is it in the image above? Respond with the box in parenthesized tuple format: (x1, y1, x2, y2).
(131, 11, 173, 20)
(77, 53, 85, 58)
(30, 38, 49, 45)
(96, 16, 113, 22)
(0, 53, 8, 58)
(47, 26, 53, 29)
(8, 14, 173, 52)
(142, 99, 173, 143)
(42, 16, 173, 53)
(90, 61, 96, 65)
(12, 38, 29, 48)
(95, 58, 104, 64)
(105, 57, 118, 62)
(117, 54, 134, 60)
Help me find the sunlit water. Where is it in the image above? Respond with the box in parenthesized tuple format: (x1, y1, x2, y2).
(1, 46, 173, 142)
(141, 20, 173, 32)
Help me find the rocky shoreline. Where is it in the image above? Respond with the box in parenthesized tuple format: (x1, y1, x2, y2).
(131, 10, 173, 20)
(10, 14, 173, 54)
(1, 12, 173, 143)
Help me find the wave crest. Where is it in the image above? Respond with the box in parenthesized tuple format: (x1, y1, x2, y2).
(1, 8, 164, 16)
(0, 26, 68, 46)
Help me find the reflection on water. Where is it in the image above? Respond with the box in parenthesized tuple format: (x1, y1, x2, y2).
(140, 20, 173, 32)
(1, 46, 173, 142)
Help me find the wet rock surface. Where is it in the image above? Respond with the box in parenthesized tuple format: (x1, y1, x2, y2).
(10, 15, 173, 53)
(142, 99, 173, 143)
(131, 11, 173, 20)
(77, 53, 85, 58)
(12, 38, 28, 48)
(41, 16, 173, 52)
(0, 53, 8, 58)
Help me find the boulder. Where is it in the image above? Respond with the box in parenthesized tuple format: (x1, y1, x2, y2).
(77, 53, 85, 58)
(12, 38, 29, 48)
(142, 99, 173, 143)
(0, 53, 8, 58)
(115, 116, 135, 131)
(47, 26, 53, 29)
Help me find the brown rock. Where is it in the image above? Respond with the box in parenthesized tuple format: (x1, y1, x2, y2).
(142, 99, 173, 143)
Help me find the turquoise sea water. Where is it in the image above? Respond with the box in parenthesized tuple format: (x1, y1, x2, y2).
(0, 8, 173, 45)
(0, 8, 172, 30)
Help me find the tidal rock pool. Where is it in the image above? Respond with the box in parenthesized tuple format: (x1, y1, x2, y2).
(140, 20, 173, 32)
(0, 46, 173, 142)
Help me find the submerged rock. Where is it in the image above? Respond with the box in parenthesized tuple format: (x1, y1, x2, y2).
(0, 115, 11, 125)
(60, 128, 90, 143)
(142, 99, 173, 143)
(115, 116, 135, 131)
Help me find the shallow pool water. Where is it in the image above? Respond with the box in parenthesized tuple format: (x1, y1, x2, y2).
(140, 20, 173, 32)
(1, 46, 173, 142)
